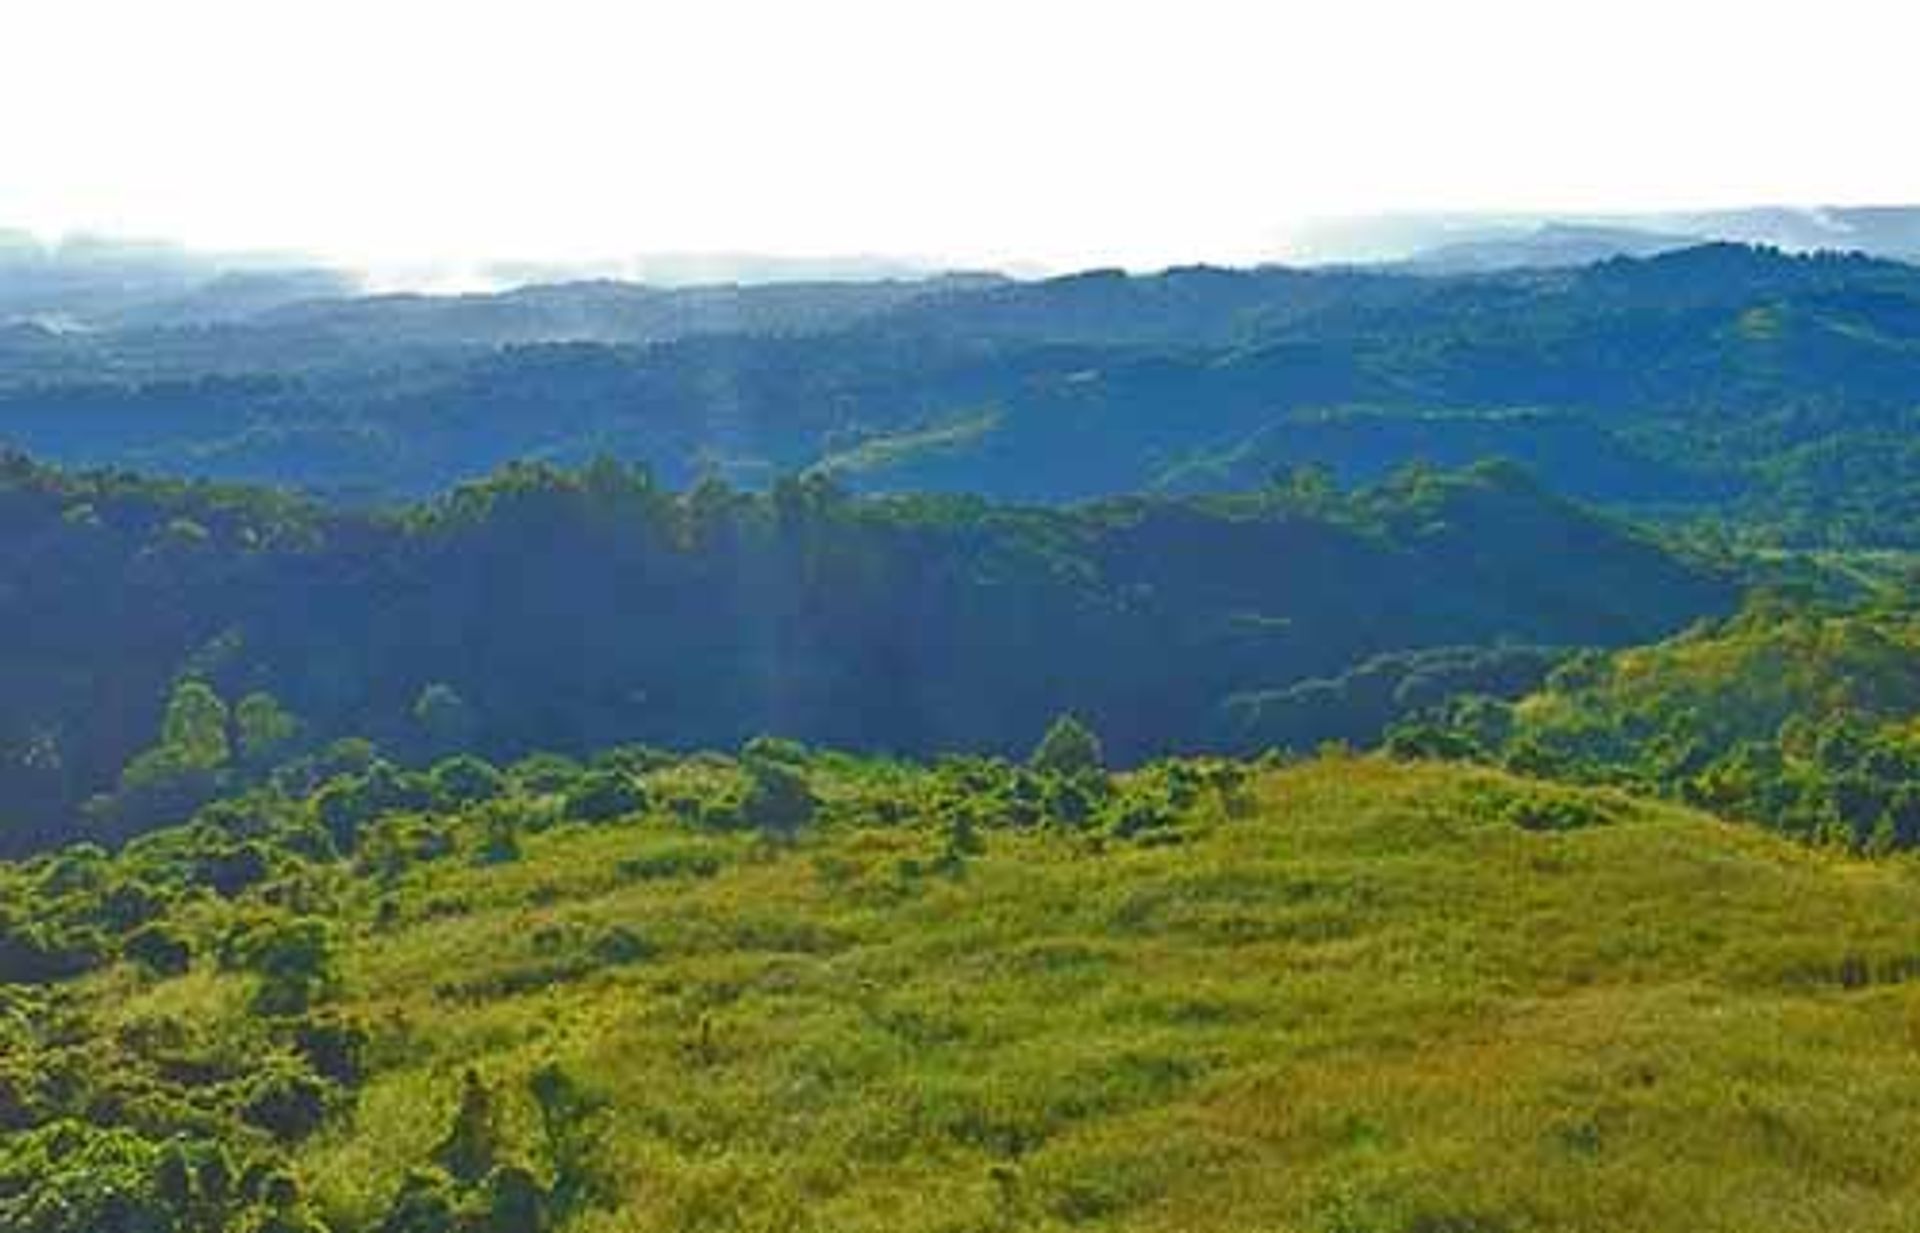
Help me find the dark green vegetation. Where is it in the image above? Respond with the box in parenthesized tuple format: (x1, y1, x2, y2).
(11, 747, 1920, 1231)
(0, 451, 1730, 853)
(1398, 596, 1920, 851)
(3, 245, 1920, 543)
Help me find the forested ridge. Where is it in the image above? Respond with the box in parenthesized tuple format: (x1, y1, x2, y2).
(1394, 594, 1920, 849)
(8, 245, 1920, 542)
(0, 450, 1730, 852)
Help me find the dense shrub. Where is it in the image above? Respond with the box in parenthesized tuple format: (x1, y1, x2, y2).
(740, 756, 815, 836)
(1030, 715, 1105, 778)
(224, 917, 336, 1016)
(239, 1066, 333, 1143)
(562, 772, 647, 823)
(123, 923, 192, 976)
(430, 756, 508, 807)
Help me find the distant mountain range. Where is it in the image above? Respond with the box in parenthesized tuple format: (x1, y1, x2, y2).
(1393, 224, 1702, 273)
(0, 229, 358, 328)
(0, 228, 983, 331)
(15, 204, 1920, 334)
(4, 241, 1920, 548)
(1287, 205, 1920, 271)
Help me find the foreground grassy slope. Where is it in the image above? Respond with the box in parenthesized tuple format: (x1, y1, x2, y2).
(73, 754, 1920, 1233)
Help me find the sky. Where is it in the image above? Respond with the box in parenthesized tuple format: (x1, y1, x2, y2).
(4, 0, 1918, 275)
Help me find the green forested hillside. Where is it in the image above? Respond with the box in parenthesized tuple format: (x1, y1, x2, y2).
(7, 246, 1920, 542)
(1398, 597, 1920, 848)
(0, 452, 1730, 853)
(10, 750, 1920, 1232)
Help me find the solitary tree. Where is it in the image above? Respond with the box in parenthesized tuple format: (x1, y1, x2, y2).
(741, 755, 815, 837)
(1029, 714, 1104, 778)
(161, 679, 232, 771)
(563, 770, 646, 823)
(436, 1069, 499, 1186)
(413, 683, 478, 756)
(235, 691, 301, 766)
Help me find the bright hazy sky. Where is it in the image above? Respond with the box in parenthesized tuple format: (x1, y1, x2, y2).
(5, 0, 1917, 273)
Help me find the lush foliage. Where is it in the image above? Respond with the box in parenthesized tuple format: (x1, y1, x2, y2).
(0, 452, 1729, 854)
(10, 246, 1920, 544)
(1394, 596, 1920, 848)
(9, 747, 1920, 1230)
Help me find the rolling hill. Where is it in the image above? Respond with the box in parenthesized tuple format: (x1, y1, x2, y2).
(9, 750, 1920, 1232)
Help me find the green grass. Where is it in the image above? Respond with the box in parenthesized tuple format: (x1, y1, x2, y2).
(60, 754, 1920, 1231)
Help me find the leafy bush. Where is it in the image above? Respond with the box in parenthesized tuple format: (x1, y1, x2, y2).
(292, 1013, 369, 1086)
(1497, 789, 1618, 833)
(1030, 715, 1105, 778)
(562, 772, 647, 823)
(238, 1065, 333, 1143)
(316, 762, 435, 851)
(430, 756, 507, 807)
(378, 1168, 463, 1233)
(224, 917, 336, 1016)
(740, 756, 815, 836)
(616, 845, 724, 881)
(511, 754, 583, 796)
(123, 923, 192, 976)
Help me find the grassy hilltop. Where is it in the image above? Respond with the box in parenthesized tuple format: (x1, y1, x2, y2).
(12, 749, 1920, 1232)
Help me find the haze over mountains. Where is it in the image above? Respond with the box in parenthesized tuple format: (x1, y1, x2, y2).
(1285, 204, 1920, 268)
(3, 232, 1920, 547)
(0, 228, 983, 331)
(12, 203, 1920, 331)
(0, 229, 357, 329)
